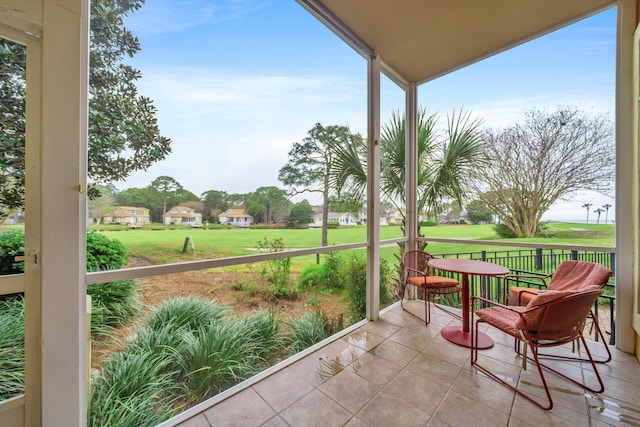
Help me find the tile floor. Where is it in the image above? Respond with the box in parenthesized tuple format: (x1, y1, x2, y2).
(172, 301, 640, 427)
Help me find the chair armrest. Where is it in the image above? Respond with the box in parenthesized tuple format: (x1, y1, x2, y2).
(506, 274, 549, 288)
(472, 295, 513, 311)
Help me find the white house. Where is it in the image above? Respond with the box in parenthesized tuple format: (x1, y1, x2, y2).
(358, 211, 388, 226)
(311, 212, 358, 227)
(102, 206, 151, 225)
(163, 206, 202, 226)
(218, 208, 253, 227)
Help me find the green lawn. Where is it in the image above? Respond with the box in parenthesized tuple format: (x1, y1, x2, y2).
(1, 222, 614, 270)
(88, 222, 615, 270)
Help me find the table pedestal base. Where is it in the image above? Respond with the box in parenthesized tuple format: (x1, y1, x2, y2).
(441, 326, 493, 349)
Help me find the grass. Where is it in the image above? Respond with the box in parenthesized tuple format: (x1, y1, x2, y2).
(0, 296, 24, 400)
(85, 222, 614, 270)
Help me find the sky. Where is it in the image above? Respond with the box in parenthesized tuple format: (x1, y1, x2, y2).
(120, 1, 617, 223)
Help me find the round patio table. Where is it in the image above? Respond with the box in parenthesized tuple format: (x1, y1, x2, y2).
(427, 258, 509, 349)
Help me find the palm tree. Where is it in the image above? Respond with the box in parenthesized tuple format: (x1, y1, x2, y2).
(332, 108, 485, 220)
(602, 203, 612, 224)
(331, 108, 485, 297)
(594, 208, 603, 224)
(582, 203, 593, 224)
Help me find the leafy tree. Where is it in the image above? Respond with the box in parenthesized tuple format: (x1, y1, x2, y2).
(152, 176, 183, 223)
(0, 0, 171, 222)
(475, 107, 614, 237)
(87, 183, 118, 224)
(288, 200, 314, 225)
(245, 186, 290, 224)
(0, 40, 26, 224)
(200, 190, 230, 222)
(279, 123, 362, 246)
(328, 190, 365, 218)
(465, 199, 493, 224)
(116, 179, 198, 222)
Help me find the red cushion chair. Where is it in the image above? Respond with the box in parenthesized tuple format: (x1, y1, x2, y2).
(471, 287, 605, 410)
(401, 250, 461, 325)
(506, 260, 613, 362)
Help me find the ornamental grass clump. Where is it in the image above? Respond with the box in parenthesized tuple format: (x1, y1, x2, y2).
(0, 296, 25, 400)
(88, 297, 285, 425)
(286, 311, 331, 354)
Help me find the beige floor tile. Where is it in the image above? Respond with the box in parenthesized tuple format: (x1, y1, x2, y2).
(253, 368, 314, 412)
(279, 389, 352, 427)
(318, 369, 381, 414)
(509, 394, 590, 427)
(356, 390, 430, 427)
(382, 368, 448, 415)
(203, 388, 276, 426)
(360, 318, 401, 338)
(260, 415, 289, 427)
(349, 352, 404, 386)
(451, 369, 515, 415)
(342, 329, 386, 351)
(433, 389, 509, 427)
(368, 338, 418, 367)
(176, 414, 210, 427)
(586, 390, 640, 426)
(406, 352, 463, 387)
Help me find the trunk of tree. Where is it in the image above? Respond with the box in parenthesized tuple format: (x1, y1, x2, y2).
(321, 186, 329, 247)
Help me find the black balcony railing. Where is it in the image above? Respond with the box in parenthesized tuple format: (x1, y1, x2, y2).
(430, 248, 616, 345)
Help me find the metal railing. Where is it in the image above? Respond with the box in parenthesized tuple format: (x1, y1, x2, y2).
(429, 248, 616, 344)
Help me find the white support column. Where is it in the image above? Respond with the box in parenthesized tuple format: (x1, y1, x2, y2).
(615, 0, 637, 353)
(40, 0, 89, 425)
(405, 83, 418, 252)
(366, 53, 381, 321)
(404, 83, 419, 300)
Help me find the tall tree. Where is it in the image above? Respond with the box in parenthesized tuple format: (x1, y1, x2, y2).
(279, 123, 361, 246)
(288, 200, 314, 225)
(151, 176, 183, 223)
(475, 108, 614, 237)
(200, 190, 230, 222)
(602, 203, 612, 224)
(582, 203, 593, 224)
(594, 208, 604, 224)
(0, 0, 171, 222)
(465, 199, 494, 224)
(245, 187, 290, 224)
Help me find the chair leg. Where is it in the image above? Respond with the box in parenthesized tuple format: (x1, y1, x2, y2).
(401, 284, 429, 325)
(471, 319, 554, 410)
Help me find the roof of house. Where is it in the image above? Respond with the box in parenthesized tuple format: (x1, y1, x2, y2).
(218, 208, 253, 218)
(165, 206, 201, 217)
(105, 206, 150, 217)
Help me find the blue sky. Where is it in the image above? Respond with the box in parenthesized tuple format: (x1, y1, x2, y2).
(121, 1, 616, 222)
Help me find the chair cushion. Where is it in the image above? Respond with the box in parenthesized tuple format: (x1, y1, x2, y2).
(518, 290, 574, 331)
(547, 260, 612, 291)
(508, 287, 540, 306)
(407, 275, 459, 289)
(476, 305, 527, 337)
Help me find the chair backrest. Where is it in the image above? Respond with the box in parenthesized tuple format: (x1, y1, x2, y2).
(547, 260, 612, 292)
(402, 250, 435, 277)
(519, 287, 602, 342)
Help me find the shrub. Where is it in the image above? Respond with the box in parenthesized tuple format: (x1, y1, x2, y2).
(256, 237, 295, 300)
(323, 252, 344, 290)
(421, 220, 438, 227)
(0, 230, 25, 275)
(86, 232, 128, 271)
(297, 264, 325, 290)
(145, 297, 227, 335)
(493, 223, 517, 238)
(286, 311, 331, 354)
(342, 256, 393, 322)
